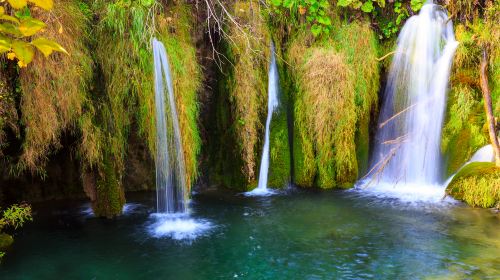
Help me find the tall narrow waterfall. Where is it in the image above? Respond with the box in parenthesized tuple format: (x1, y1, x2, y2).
(153, 38, 188, 213)
(365, 3, 458, 194)
(247, 43, 280, 196)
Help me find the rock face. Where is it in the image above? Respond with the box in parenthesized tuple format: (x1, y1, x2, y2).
(446, 162, 500, 208)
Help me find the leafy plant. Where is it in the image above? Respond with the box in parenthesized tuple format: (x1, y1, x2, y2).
(0, 203, 32, 262)
(0, 0, 67, 67)
(336, 0, 425, 39)
(0, 203, 32, 231)
(269, 0, 332, 37)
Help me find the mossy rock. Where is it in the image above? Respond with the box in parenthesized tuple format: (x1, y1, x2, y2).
(0, 233, 13, 250)
(268, 106, 291, 188)
(446, 162, 500, 208)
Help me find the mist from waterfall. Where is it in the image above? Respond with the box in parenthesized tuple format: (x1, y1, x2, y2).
(361, 2, 458, 201)
(246, 43, 280, 196)
(153, 38, 188, 213)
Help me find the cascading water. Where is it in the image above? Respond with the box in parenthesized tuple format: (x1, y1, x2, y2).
(246, 43, 280, 196)
(443, 144, 495, 186)
(361, 2, 458, 201)
(152, 38, 188, 213)
(149, 38, 213, 240)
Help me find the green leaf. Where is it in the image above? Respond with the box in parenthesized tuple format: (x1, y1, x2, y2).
(7, 0, 28, 9)
(0, 15, 20, 24)
(31, 37, 68, 57)
(337, 0, 351, 7)
(352, 0, 363, 9)
(0, 23, 22, 36)
(375, 0, 385, 8)
(361, 1, 374, 13)
(311, 24, 321, 37)
(283, 0, 294, 8)
(12, 40, 34, 64)
(28, 0, 53, 10)
(0, 35, 11, 53)
(18, 18, 46, 36)
(317, 16, 331, 26)
(410, 0, 424, 12)
(271, 0, 282, 7)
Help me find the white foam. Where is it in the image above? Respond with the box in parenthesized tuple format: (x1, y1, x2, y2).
(355, 180, 456, 204)
(80, 203, 144, 217)
(243, 188, 278, 197)
(148, 213, 213, 240)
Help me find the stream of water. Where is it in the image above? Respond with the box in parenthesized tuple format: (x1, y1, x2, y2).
(246, 43, 280, 196)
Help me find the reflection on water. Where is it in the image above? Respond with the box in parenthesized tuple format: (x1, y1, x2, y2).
(0, 190, 498, 279)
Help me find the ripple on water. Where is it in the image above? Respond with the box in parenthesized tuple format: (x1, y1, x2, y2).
(147, 213, 213, 240)
(352, 181, 458, 207)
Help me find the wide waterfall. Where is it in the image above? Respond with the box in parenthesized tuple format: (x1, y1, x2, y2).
(246, 43, 280, 196)
(362, 2, 458, 200)
(152, 38, 188, 213)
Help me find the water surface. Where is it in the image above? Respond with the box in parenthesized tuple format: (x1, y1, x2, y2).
(1, 189, 499, 279)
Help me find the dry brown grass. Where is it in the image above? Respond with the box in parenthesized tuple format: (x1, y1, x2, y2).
(227, 1, 269, 182)
(300, 49, 357, 186)
(18, 0, 92, 173)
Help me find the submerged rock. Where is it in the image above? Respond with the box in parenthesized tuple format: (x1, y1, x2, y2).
(446, 162, 500, 208)
(0, 233, 14, 250)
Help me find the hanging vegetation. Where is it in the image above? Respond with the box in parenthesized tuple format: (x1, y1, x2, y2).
(288, 19, 379, 188)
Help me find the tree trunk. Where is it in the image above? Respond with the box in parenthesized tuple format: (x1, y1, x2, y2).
(479, 49, 500, 166)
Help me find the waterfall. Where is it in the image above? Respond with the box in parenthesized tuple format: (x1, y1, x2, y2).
(246, 43, 280, 196)
(153, 38, 188, 213)
(368, 2, 458, 187)
(444, 144, 495, 186)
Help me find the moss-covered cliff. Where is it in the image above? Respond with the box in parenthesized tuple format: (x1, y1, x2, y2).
(287, 19, 379, 189)
(442, 1, 499, 176)
(0, 0, 202, 217)
(447, 162, 500, 208)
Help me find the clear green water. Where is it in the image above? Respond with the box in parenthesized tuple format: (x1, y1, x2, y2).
(1, 189, 499, 279)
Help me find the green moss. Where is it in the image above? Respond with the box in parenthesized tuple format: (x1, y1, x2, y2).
(268, 106, 291, 188)
(0, 233, 13, 250)
(210, 1, 270, 190)
(286, 19, 379, 189)
(446, 162, 500, 208)
(93, 152, 126, 218)
(442, 22, 493, 176)
(158, 4, 202, 189)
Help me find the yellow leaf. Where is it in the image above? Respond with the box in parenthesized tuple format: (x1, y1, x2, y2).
(12, 39, 34, 64)
(7, 52, 16, 60)
(0, 14, 21, 24)
(18, 18, 46, 36)
(58, 25, 63, 34)
(28, 0, 53, 10)
(0, 35, 10, 53)
(0, 7, 5, 15)
(7, 0, 28, 9)
(31, 37, 68, 57)
(17, 60, 26, 67)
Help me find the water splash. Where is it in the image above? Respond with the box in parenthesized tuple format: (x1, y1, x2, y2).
(246, 43, 279, 196)
(444, 144, 495, 186)
(360, 3, 458, 200)
(153, 38, 188, 213)
(148, 213, 213, 241)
